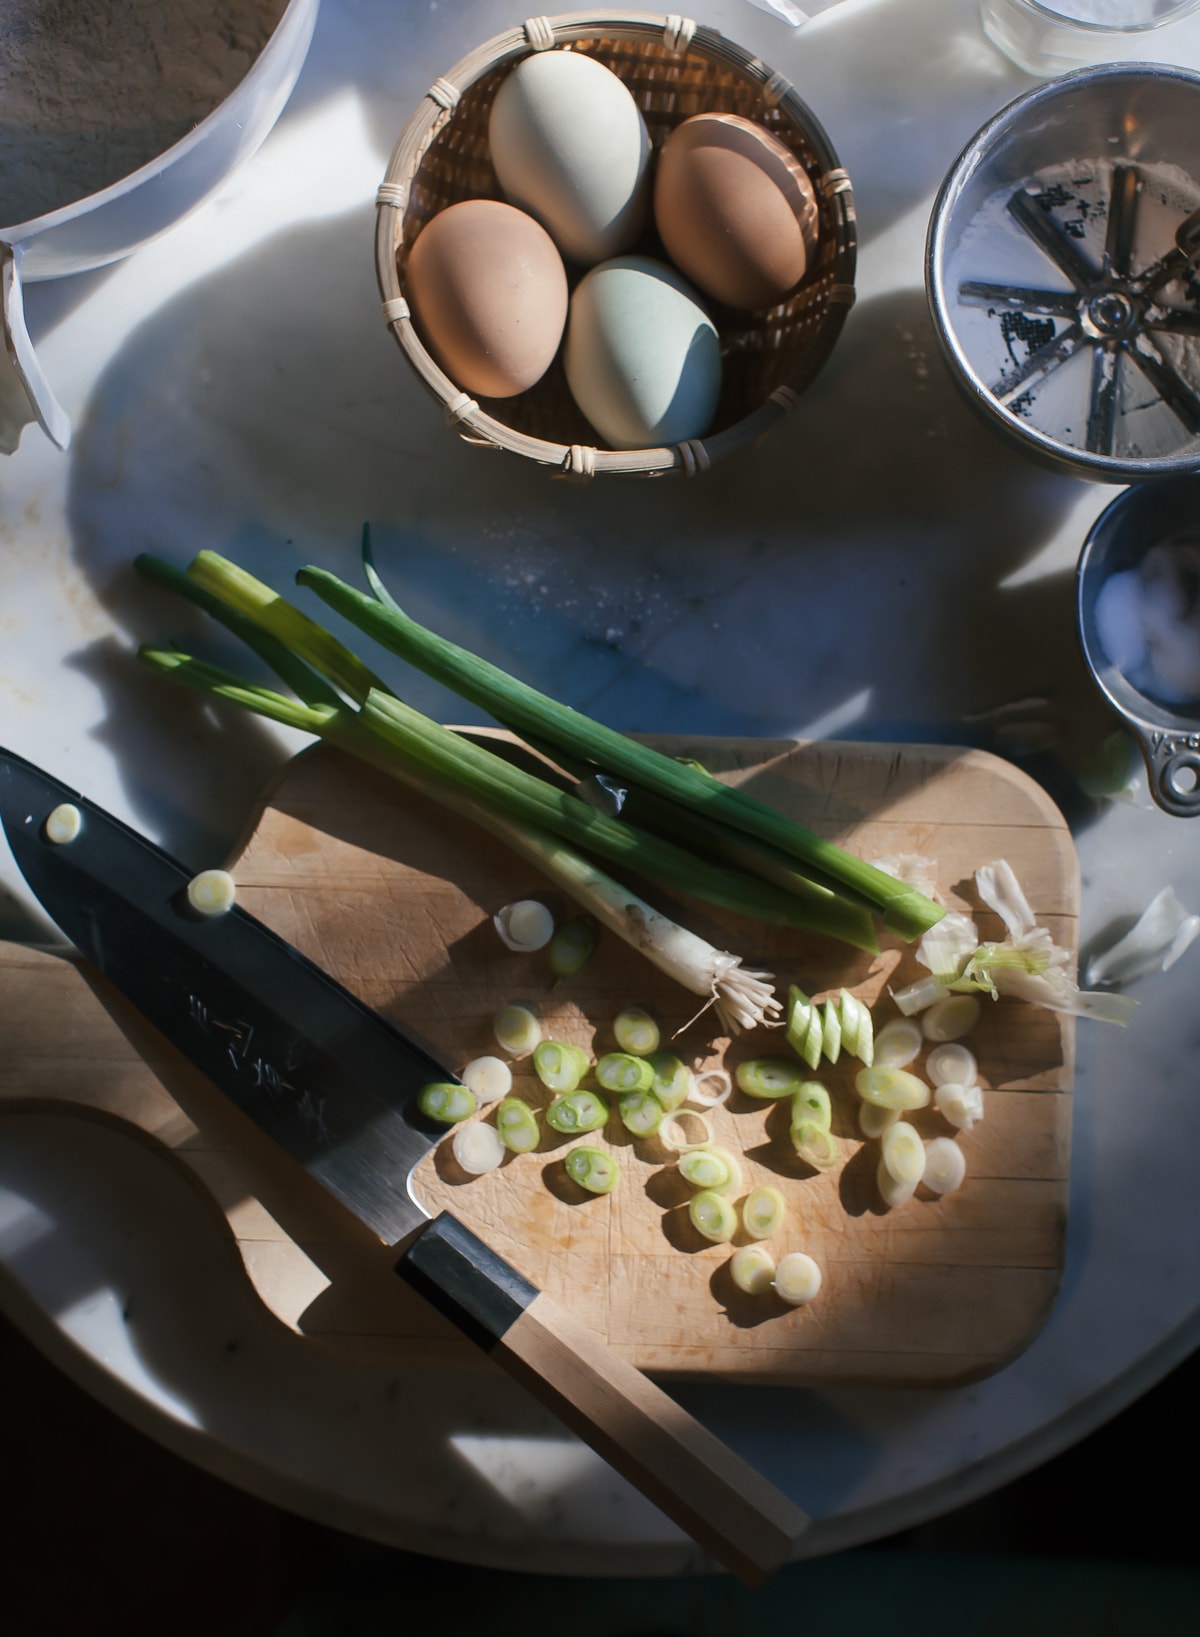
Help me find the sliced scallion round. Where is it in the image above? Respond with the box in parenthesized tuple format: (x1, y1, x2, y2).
(187, 868, 237, 917)
(496, 1096, 540, 1153)
(729, 1244, 776, 1295)
(532, 1039, 590, 1093)
(688, 1068, 731, 1109)
(688, 1190, 738, 1244)
(790, 1120, 840, 1170)
(881, 1120, 925, 1185)
(790, 1081, 831, 1129)
(678, 1146, 742, 1193)
(741, 1185, 786, 1240)
(493, 1003, 542, 1056)
(460, 1055, 512, 1103)
(45, 803, 83, 844)
(548, 916, 597, 981)
(564, 1145, 619, 1195)
(855, 1065, 931, 1111)
(613, 1006, 660, 1056)
(876, 1153, 918, 1208)
(452, 1121, 506, 1175)
(418, 1082, 477, 1124)
(873, 1017, 923, 1068)
(594, 1051, 654, 1094)
(546, 1089, 609, 1135)
(660, 1110, 714, 1152)
(922, 994, 981, 1042)
(735, 1058, 803, 1099)
(858, 1100, 900, 1138)
(922, 1136, 967, 1195)
(617, 1088, 665, 1138)
(773, 1251, 822, 1305)
(649, 1052, 693, 1112)
(494, 898, 555, 952)
(926, 1042, 978, 1087)
(892, 975, 952, 1017)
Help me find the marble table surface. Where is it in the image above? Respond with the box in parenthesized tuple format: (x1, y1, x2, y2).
(2, 0, 1199, 1578)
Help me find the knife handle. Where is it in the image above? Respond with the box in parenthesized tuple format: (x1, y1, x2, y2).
(395, 1212, 808, 1586)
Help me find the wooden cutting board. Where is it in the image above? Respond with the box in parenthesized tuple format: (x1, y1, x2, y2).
(0, 736, 1077, 1387)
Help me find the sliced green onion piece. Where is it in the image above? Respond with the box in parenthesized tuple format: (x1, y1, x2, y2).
(735, 1058, 803, 1099)
(790, 1081, 831, 1129)
(855, 1065, 930, 1111)
(493, 1003, 542, 1056)
(926, 1042, 978, 1087)
(791, 1120, 840, 1170)
(460, 1055, 512, 1103)
(922, 1136, 967, 1195)
(45, 803, 83, 844)
(452, 1121, 506, 1175)
(922, 994, 981, 1042)
(496, 1096, 540, 1153)
(876, 1154, 918, 1208)
(187, 868, 237, 917)
(742, 1185, 786, 1240)
(688, 1190, 738, 1244)
(594, 1051, 654, 1093)
(785, 988, 825, 1071)
(546, 1089, 609, 1135)
(842, 989, 874, 1066)
(881, 1120, 925, 1185)
(933, 1081, 985, 1131)
(729, 1244, 776, 1294)
(564, 1145, 619, 1195)
(613, 1006, 661, 1056)
(678, 1146, 742, 1193)
(893, 975, 952, 1016)
(688, 1068, 731, 1108)
(532, 1039, 590, 1092)
(649, 1053, 693, 1112)
(873, 1018, 923, 1068)
(821, 997, 842, 1064)
(858, 1100, 899, 1138)
(660, 1110, 714, 1152)
(494, 898, 555, 952)
(773, 1251, 822, 1305)
(418, 1082, 477, 1123)
(617, 1089, 665, 1138)
(548, 916, 597, 981)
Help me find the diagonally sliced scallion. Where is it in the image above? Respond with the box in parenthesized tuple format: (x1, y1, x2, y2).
(595, 1052, 655, 1093)
(612, 1006, 660, 1055)
(564, 1146, 619, 1195)
(532, 1040, 591, 1093)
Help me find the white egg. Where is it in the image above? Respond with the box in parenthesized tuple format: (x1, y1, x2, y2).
(564, 256, 722, 450)
(488, 50, 651, 266)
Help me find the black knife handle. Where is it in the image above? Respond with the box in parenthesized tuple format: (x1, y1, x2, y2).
(396, 1212, 808, 1587)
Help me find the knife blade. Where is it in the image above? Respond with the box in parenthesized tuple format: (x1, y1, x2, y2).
(0, 746, 808, 1584)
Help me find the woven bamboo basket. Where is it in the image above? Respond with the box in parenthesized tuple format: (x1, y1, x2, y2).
(375, 11, 857, 479)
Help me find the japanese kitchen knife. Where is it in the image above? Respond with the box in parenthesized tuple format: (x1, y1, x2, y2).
(0, 746, 808, 1584)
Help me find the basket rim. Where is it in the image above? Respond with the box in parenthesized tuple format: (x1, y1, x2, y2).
(374, 10, 858, 477)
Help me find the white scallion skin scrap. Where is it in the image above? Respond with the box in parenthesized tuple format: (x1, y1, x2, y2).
(934, 1081, 985, 1131)
(881, 1121, 925, 1186)
(773, 1252, 822, 1305)
(460, 1056, 512, 1103)
(876, 1155, 918, 1208)
(858, 1100, 899, 1138)
(922, 994, 981, 1042)
(493, 1003, 542, 1056)
(730, 1244, 776, 1294)
(742, 1185, 786, 1240)
(873, 1018, 923, 1068)
(45, 803, 83, 844)
(494, 898, 555, 952)
(688, 1068, 731, 1109)
(688, 1190, 738, 1244)
(892, 975, 952, 1017)
(595, 1051, 655, 1093)
(855, 1065, 931, 1111)
(187, 868, 237, 917)
(452, 1121, 506, 1175)
(926, 1042, 977, 1087)
(613, 1006, 660, 1056)
(496, 1097, 540, 1153)
(922, 1136, 967, 1194)
(678, 1146, 743, 1194)
(532, 1039, 590, 1093)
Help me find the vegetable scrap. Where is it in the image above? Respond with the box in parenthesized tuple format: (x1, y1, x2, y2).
(45, 802, 82, 844)
(186, 867, 236, 917)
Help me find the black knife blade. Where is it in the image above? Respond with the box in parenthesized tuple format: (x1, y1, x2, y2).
(0, 745, 808, 1584)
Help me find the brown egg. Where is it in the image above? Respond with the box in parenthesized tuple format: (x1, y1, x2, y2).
(653, 113, 821, 311)
(404, 199, 568, 398)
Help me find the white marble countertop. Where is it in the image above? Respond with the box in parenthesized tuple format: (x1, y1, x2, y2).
(2, 0, 1199, 1578)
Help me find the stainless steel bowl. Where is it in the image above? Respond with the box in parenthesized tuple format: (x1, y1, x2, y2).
(1077, 475, 1200, 815)
(926, 62, 1200, 483)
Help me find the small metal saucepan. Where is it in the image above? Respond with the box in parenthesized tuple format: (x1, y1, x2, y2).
(0, 0, 319, 453)
(1077, 475, 1200, 816)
